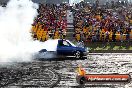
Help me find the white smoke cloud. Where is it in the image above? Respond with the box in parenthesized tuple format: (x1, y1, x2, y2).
(69, 0, 82, 6)
(0, 0, 58, 62)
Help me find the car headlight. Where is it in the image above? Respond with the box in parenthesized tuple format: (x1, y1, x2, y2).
(85, 48, 89, 52)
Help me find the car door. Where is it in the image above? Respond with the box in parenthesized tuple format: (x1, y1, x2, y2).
(57, 40, 74, 56)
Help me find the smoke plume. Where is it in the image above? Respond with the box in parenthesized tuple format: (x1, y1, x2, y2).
(0, 0, 57, 62)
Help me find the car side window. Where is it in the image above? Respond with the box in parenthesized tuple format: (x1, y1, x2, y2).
(63, 41, 70, 46)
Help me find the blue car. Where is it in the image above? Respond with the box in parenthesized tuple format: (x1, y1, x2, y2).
(38, 39, 88, 59)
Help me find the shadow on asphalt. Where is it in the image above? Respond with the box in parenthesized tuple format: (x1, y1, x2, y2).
(35, 57, 86, 61)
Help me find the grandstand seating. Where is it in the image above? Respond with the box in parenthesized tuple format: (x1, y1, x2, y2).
(31, 4, 67, 41)
(31, 2, 132, 43)
(73, 2, 132, 42)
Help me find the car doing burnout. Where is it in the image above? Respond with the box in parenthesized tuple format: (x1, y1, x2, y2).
(38, 39, 88, 59)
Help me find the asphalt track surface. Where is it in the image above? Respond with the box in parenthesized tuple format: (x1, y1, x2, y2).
(0, 53, 132, 88)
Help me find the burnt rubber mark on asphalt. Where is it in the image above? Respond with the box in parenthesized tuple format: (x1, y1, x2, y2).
(0, 64, 61, 87)
(0, 68, 23, 87)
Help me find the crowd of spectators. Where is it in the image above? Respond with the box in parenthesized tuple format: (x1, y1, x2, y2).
(73, 1, 132, 42)
(32, 1, 132, 43)
(31, 3, 67, 41)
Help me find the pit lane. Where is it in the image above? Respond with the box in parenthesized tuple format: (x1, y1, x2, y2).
(0, 53, 132, 88)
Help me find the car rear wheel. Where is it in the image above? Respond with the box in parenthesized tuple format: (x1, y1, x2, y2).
(74, 51, 82, 59)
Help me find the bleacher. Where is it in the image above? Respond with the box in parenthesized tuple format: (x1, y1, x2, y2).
(31, 3, 67, 41)
(73, 1, 132, 42)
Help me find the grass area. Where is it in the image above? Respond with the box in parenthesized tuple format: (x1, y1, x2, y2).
(85, 42, 132, 50)
(71, 40, 132, 51)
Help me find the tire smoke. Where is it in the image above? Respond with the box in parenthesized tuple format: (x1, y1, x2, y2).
(0, 0, 57, 62)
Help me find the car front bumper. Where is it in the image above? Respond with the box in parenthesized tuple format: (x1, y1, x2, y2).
(83, 51, 89, 56)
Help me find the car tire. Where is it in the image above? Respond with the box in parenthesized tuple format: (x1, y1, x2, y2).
(74, 51, 82, 59)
